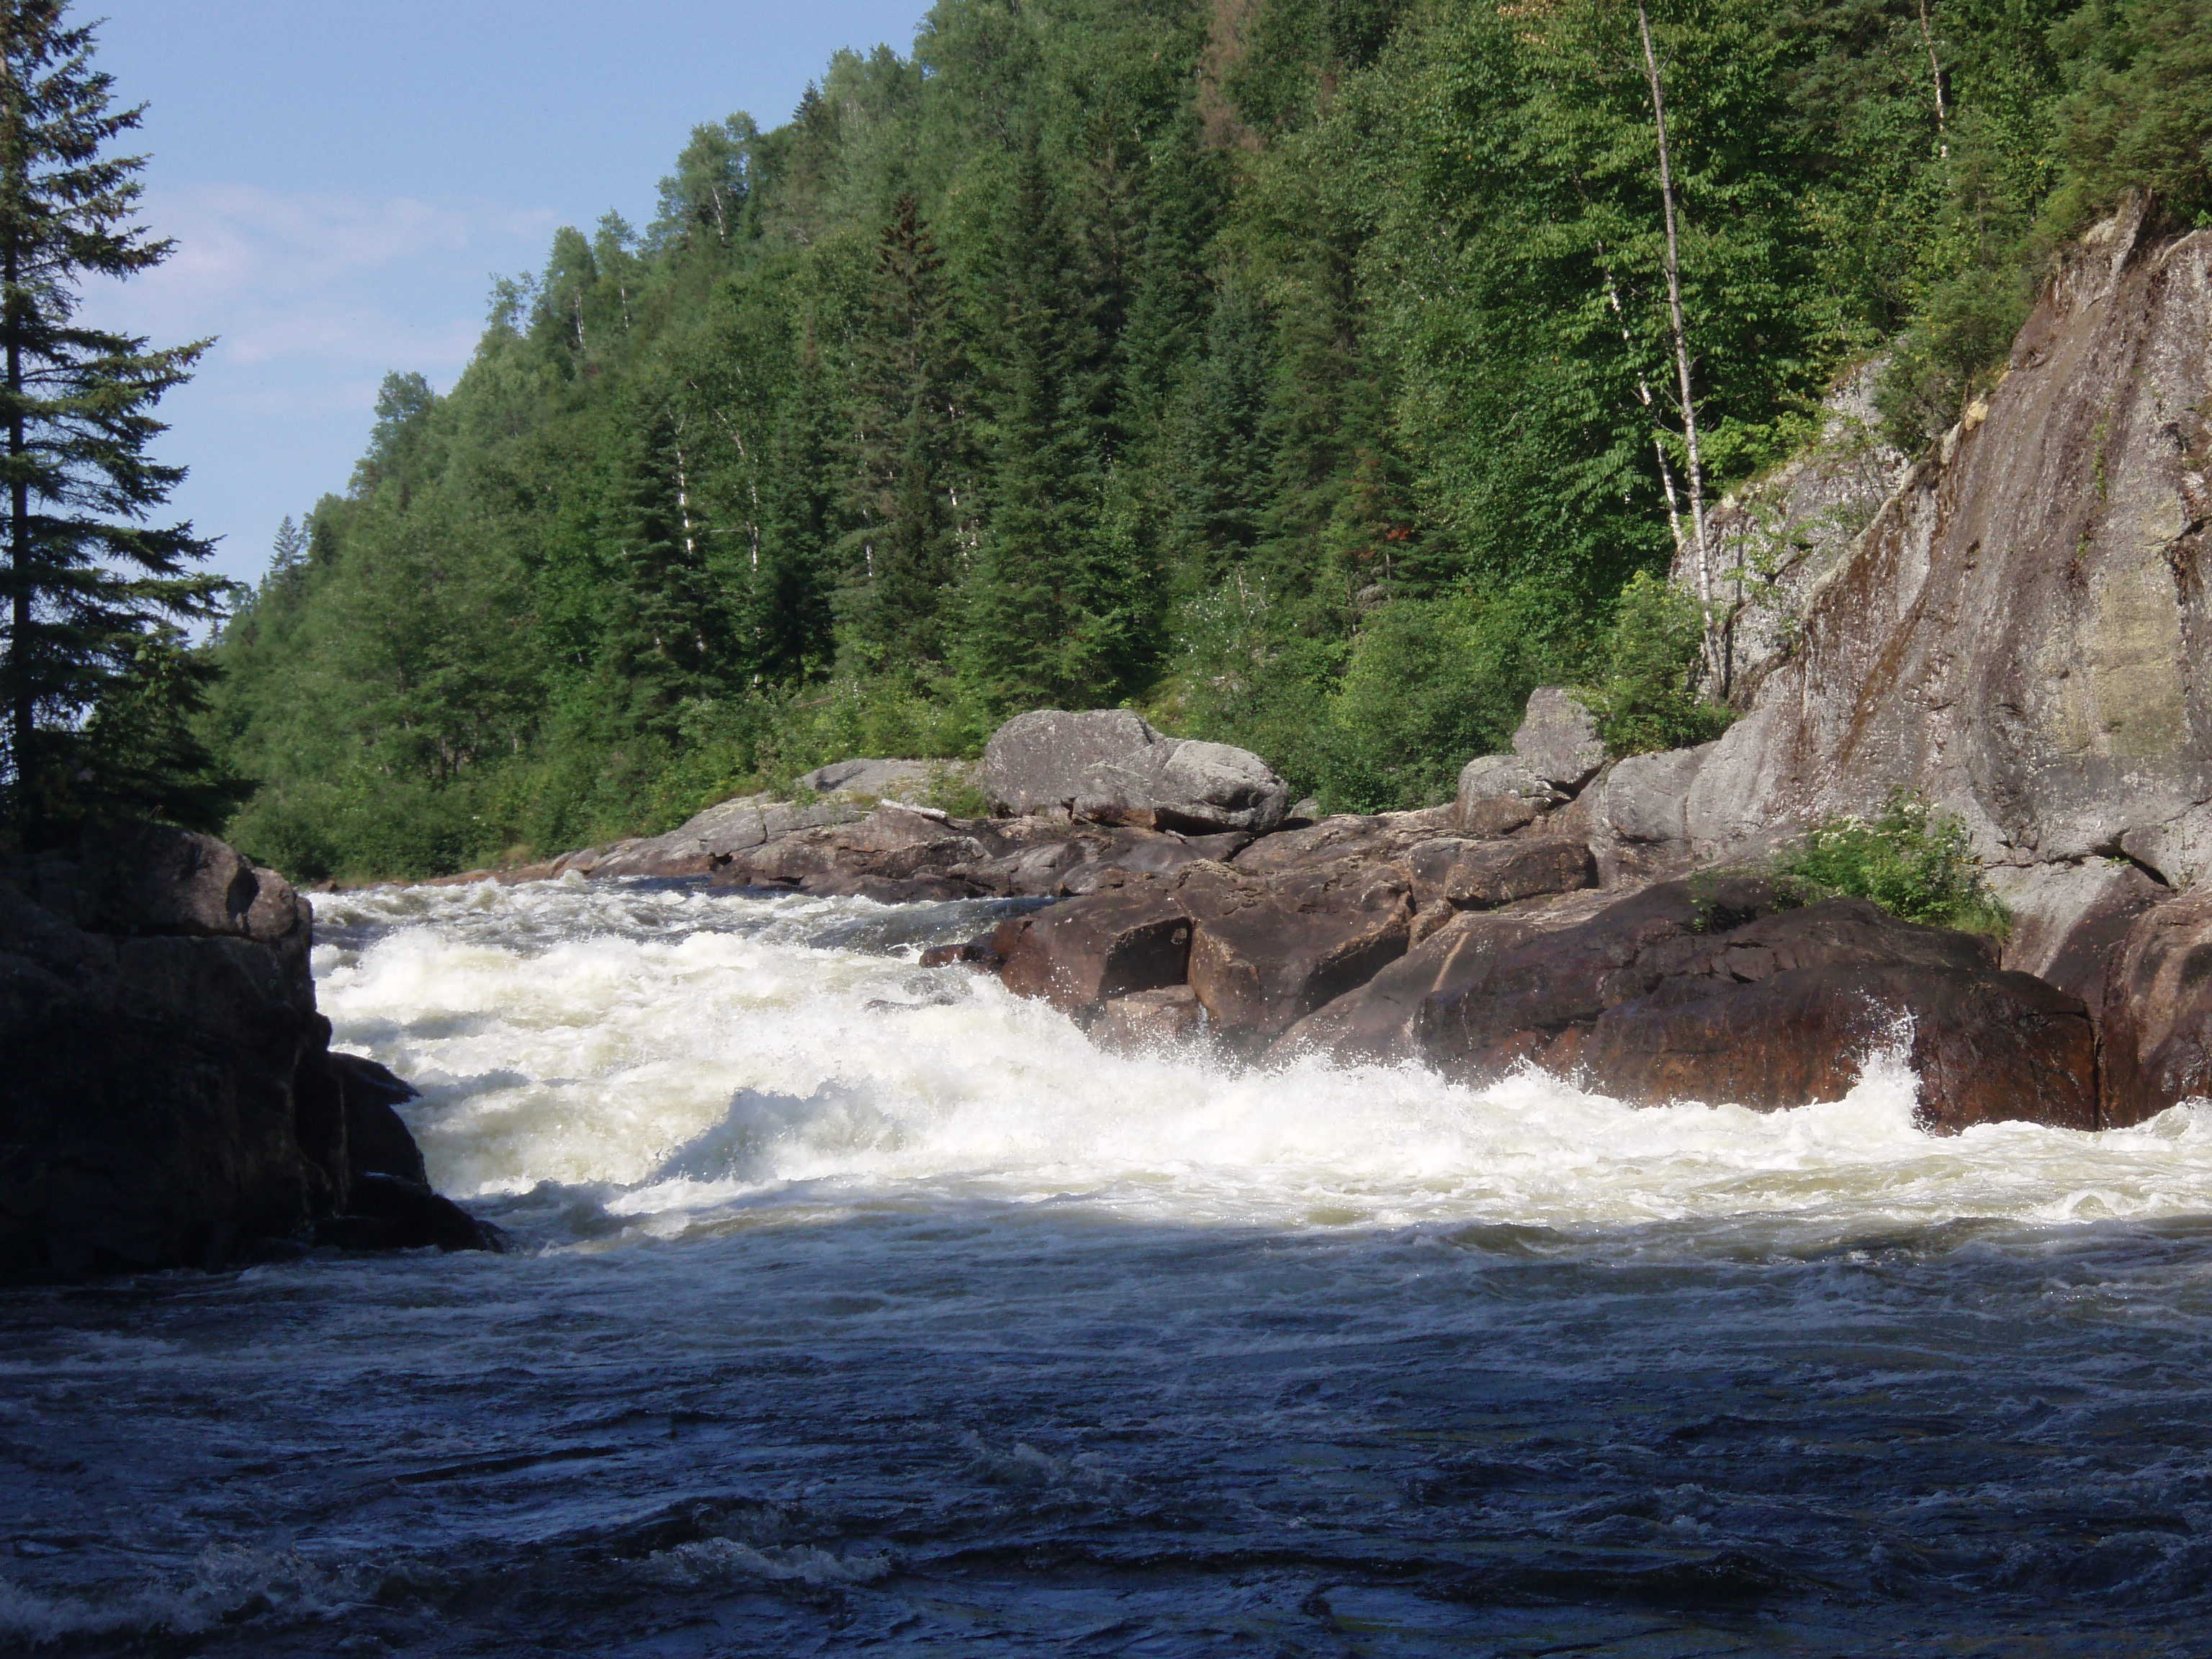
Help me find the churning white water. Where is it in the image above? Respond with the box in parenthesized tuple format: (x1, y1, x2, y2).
(320, 875, 2212, 1245)
(9, 874, 2212, 1658)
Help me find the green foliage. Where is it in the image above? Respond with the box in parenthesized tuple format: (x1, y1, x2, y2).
(0, 1, 222, 841)
(195, 0, 2212, 879)
(1774, 791, 2013, 935)
(1583, 573, 1732, 757)
(2047, 0, 2212, 233)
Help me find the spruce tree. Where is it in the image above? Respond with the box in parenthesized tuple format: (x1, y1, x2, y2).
(0, 1, 218, 837)
(842, 196, 967, 667)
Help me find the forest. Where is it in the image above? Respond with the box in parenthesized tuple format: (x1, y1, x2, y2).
(197, 0, 2212, 881)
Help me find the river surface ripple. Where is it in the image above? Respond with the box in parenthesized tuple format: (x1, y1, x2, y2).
(9, 875, 2212, 1655)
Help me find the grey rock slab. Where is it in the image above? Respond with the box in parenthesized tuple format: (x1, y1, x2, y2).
(1598, 745, 1715, 846)
(1686, 214, 2212, 876)
(798, 757, 976, 805)
(981, 709, 1289, 835)
(1512, 687, 1606, 791)
(1455, 755, 1558, 836)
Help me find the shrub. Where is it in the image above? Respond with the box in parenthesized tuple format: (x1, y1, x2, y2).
(1582, 572, 1732, 757)
(1773, 791, 2011, 937)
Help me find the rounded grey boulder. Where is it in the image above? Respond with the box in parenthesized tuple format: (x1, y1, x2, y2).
(1512, 687, 1606, 791)
(981, 709, 1290, 835)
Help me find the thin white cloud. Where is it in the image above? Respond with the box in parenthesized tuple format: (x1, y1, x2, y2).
(76, 181, 559, 378)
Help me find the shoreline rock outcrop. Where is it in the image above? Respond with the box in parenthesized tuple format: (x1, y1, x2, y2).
(1, 822, 496, 1280)
(397, 208, 2212, 1138)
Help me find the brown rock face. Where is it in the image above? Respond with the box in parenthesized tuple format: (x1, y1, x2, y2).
(1182, 861, 1413, 1049)
(0, 824, 492, 1278)
(1402, 837, 1596, 912)
(2100, 889, 2212, 1126)
(1273, 891, 1614, 1066)
(1416, 881, 2097, 1132)
(1568, 964, 2097, 1133)
(994, 885, 1192, 1015)
(1093, 986, 1209, 1053)
(1688, 210, 2212, 886)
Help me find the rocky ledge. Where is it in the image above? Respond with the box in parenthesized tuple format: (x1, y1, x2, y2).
(496, 691, 2199, 1136)
(1, 821, 498, 1280)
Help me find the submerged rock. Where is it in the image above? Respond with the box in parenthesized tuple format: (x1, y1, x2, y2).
(1093, 985, 1209, 1053)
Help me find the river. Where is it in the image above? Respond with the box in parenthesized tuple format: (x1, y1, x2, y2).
(6, 874, 2212, 1655)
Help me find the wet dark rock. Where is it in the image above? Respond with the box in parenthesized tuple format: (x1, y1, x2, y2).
(316, 1173, 504, 1254)
(1416, 879, 2098, 1131)
(0, 822, 491, 1278)
(0, 829, 334, 1278)
(1274, 891, 1615, 1066)
(920, 938, 1003, 970)
(1181, 859, 1415, 1051)
(994, 884, 1193, 1015)
(329, 1051, 429, 1187)
(1093, 985, 1209, 1052)
(2098, 887, 2212, 1128)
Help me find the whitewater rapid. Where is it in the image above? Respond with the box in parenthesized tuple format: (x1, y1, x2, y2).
(9, 873, 2212, 1657)
(320, 874, 2212, 1246)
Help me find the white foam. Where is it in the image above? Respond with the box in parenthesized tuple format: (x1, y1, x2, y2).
(316, 880, 2212, 1244)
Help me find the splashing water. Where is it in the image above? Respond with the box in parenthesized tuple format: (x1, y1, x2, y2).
(9, 874, 2212, 1658)
(316, 875, 2212, 1246)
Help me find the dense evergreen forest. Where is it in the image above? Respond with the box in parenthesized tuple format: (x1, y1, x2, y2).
(203, 0, 2212, 881)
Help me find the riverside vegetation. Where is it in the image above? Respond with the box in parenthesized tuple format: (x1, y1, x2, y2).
(163, 0, 2212, 884)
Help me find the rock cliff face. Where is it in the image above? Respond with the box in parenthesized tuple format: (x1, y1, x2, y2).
(0, 822, 493, 1278)
(1689, 204, 2212, 889)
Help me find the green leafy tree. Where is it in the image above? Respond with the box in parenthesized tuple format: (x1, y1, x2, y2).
(0, 0, 219, 837)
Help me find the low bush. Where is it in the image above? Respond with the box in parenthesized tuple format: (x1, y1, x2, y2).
(1582, 572, 1732, 757)
(1773, 791, 2011, 937)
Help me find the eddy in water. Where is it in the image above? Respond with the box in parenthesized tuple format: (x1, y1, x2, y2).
(6, 874, 2212, 1656)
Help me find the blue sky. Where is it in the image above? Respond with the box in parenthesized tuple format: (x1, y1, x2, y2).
(78, 0, 930, 588)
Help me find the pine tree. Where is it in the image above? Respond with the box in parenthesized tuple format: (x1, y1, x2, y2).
(747, 334, 837, 683)
(0, 1, 219, 837)
(842, 195, 968, 666)
(958, 145, 1119, 712)
(599, 399, 729, 731)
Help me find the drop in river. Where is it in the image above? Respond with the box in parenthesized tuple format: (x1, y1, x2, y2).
(8, 874, 2212, 1655)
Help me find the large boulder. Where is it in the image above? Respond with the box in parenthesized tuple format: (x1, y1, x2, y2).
(1455, 755, 1558, 837)
(1512, 688, 1606, 791)
(1401, 837, 1596, 914)
(1416, 878, 2098, 1132)
(1272, 890, 1614, 1065)
(1596, 745, 1713, 848)
(981, 710, 1290, 835)
(0, 824, 493, 1277)
(2098, 888, 2212, 1128)
(993, 883, 1193, 1015)
(1180, 860, 1414, 1051)
(592, 793, 871, 879)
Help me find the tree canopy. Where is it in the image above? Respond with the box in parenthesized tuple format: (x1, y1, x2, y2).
(200, 0, 2212, 881)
